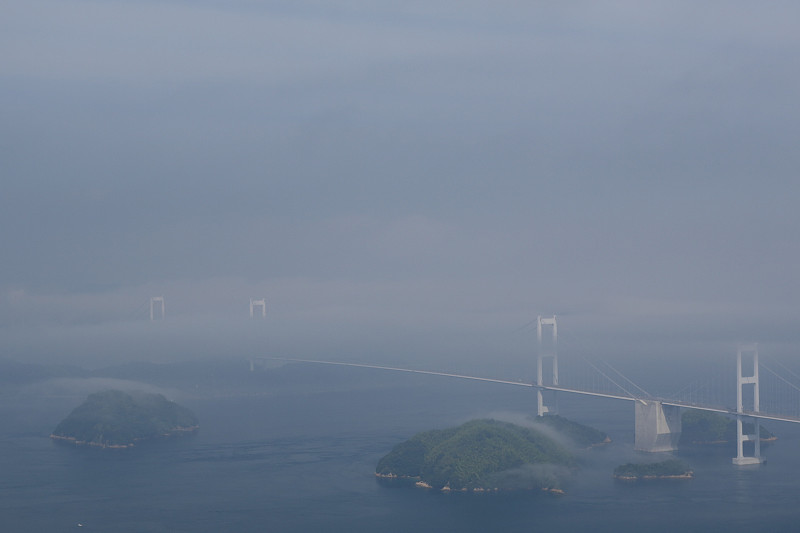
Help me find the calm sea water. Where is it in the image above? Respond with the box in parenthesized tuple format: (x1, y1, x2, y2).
(2, 376, 800, 532)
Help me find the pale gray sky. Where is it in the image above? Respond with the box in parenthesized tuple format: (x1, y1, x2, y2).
(2, 1, 799, 366)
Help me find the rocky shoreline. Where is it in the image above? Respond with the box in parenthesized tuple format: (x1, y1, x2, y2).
(377, 472, 564, 494)
(687, 436, 777, 445)
(50, 425, 199, 449)
(614, 471, 694, 481)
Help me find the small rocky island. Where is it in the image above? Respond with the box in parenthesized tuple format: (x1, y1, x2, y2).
(51, 390, 198, 448)
(680, 409, 775, 445)
(376, 418, 607, 492)
(613, 459, 693, 480)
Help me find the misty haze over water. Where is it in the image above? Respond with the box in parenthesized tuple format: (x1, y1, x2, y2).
(3, 1, 800, 531)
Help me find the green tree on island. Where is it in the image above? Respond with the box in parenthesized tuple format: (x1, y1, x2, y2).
(376, 419, 604, 491)
(51, 390, 198, 448)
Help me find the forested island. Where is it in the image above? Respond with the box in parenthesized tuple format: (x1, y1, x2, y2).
(51, 390, 198, 448)
(376, 418, 607, 492)
(680, 409, 775, 445)
(613, 459, 693, 480)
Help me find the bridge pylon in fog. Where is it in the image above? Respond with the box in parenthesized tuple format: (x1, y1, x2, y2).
(150, 296, 165, 321)
(250, 298, 267, 318)
(733, 343, 765, 465)
(536, 315, 558, 416)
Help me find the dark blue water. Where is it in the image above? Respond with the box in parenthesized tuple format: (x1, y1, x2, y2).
(2, 378, 800, 532)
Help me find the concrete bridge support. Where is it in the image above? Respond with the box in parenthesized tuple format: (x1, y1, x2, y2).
(634, 400, 682, 452)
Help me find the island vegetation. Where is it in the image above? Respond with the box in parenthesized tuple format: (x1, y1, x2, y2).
(51, 390, 198, 448)
(376, 419, 586, 492)
(613, 459, 693, 480)
(680, 409, 774, 445)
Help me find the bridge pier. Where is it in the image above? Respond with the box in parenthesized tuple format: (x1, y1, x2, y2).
(634, 400, 682, 452)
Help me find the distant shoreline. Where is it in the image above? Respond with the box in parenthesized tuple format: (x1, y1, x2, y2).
(376, 472, 565, 494)
(50, 425, 199, 449)
(614, 471, 694, 481)
(686, 436, 777, 445)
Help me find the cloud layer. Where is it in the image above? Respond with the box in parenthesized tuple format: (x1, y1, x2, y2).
(3, 1, 799, 365)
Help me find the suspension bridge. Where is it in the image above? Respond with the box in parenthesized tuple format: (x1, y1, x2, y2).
(253, 316, 800, 466)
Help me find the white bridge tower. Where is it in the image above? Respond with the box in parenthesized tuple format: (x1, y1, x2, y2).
(250, 298, 266, 318)
(150, 296, 165, 321)
(733, 343, 764, 465)
(536, 315, 558, 416)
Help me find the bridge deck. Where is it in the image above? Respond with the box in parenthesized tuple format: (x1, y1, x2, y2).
(261, 357, 800, 425)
